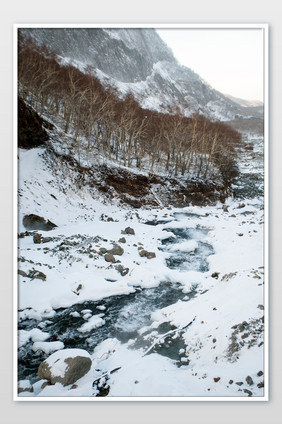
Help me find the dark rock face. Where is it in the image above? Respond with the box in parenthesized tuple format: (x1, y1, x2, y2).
(18, 97, 53, 149)
(23, 214, 57, 231)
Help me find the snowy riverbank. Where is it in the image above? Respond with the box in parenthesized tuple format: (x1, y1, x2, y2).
(17, 146, 265, 399)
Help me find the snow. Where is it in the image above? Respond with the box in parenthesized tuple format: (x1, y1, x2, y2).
(18, 380, 33, 390)
(167, 239, 198, 253)
(78, 314, 106, 333)
(17, 133, 266, 399)
(44, 348, 92, 378)
(32, 341, 64, 354)
(18, 328, 50, 347)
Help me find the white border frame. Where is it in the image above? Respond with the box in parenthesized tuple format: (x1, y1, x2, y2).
(13, 23, 269, 402)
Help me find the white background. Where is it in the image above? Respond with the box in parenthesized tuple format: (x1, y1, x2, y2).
(1, 1, 281, 423)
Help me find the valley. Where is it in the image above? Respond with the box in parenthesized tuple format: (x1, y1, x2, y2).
(16, 27, 266, 399)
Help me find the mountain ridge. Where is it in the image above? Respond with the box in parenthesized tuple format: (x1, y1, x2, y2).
(19, 27, 262, 122)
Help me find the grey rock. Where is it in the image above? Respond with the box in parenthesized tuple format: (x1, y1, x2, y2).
(104, 253, 116, 263)
(237, 203, 246, 209)
(33, 233, 42, 244)
(42, 237, 53, 243)
(243, 389, 253, 397)
(139, 249, 156, 259)
(108, 244, 124, 256)
(28, 269, 46, 281)
(115, 265, 129, 276)
(123, 227, 135, 235)
(23, 214, 57, 231)
(238, 321, 248, 332)
(246, 376, 254, 386)
(41, 380, 50, 390)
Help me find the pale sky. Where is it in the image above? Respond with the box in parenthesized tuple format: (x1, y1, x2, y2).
(157, 28, 264, 102)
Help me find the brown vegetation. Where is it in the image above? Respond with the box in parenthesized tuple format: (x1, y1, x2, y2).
(18, 32, 241, 187)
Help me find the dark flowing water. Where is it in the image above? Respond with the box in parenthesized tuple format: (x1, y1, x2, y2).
(18, 215, 214, 383)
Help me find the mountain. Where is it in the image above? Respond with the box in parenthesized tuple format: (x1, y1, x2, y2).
(19, 27, 262, 122)
(224, 94, 263, 108)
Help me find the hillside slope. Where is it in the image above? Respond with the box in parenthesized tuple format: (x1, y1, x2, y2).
(20, 27, 262, 122)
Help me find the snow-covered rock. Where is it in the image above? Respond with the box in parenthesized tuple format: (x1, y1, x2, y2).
(18, 379, 33, 394)
(37, 348, 92, 386)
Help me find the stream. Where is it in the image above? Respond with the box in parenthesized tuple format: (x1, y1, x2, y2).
(18, 134, 264, 386)
(18, 214, 212, 384)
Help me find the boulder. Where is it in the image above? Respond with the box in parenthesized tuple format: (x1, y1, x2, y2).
(38, 348, 92, 386)
(104, 253, 116, 263)
(246, 376, 254, 386)
(243, 389, 253, 397)
(108, 244, 124, 256)
(139, 249, 156, 259)
(237, 203, 246, 209)
(23, 214, 57, 231)
(33, 233, 42, 244)
(122, 227, 135, 235)
(115, 264, 129, 276)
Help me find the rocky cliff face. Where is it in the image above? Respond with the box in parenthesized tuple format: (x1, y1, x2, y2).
(19, 27, 261, 121)
(20, 28, 175, 83)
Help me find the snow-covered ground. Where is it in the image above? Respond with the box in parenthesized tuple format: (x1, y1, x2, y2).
(17, 134, 266, 399)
